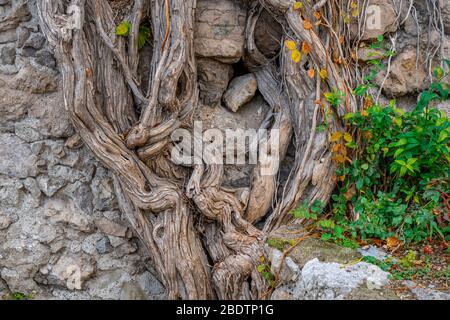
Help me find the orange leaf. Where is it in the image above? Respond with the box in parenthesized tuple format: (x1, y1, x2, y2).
(301, 42, 311, 55)
(307, 68, 315, 78)
(313, 11, 321, 20)
(303, 19, 313, 30)
(330, 132, 343, 142)
(387, 237, 401, 249)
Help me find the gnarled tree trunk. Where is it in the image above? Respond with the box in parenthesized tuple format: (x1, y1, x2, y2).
(37, 0, 361, 299)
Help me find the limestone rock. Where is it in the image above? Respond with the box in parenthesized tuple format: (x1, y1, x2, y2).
(293, 258, 390, 300)
(223, 74, 257, 112)
(194, 0, 246, 63)
(351, 0, 398, 40)
(375, 47, 427, 97)
(10, 62, 58, 94)
(404, 280, 450, 300)
(197, 58, 233, 107)
(0, 133, 38, 178)
(0, 215, 13, 230)
(44, 199, 93, 232)
(95, 217, 130, 238)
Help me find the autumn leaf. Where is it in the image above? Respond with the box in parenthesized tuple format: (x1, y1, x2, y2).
(291, 49, 302, 63)
(301, 42, 311, 55)
(319, 69, 328, 80)
(330, 132, 343, 142)
(343, 133, 352, 143)
(285, 40, 297, 50)
(307, 69, 315, 78)
(387, 236, 401, 249)
(293, 1, 302, 10)
(115, 21, 131, 37)
(339, 35, 345, 44)
(313, 11, 321, 20)
(304, 19, 313, 30)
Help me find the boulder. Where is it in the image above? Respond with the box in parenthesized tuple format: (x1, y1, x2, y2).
(223, 74, 258, 112)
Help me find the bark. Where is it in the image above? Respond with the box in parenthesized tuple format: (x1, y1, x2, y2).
(37, 0, 360, 300)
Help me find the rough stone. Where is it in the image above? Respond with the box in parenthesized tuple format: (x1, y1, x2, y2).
(292, 258, 390, 300)
(95, 218, 130, 238)
(0, 133, 38, 178)
(197, 58, 233, 107)
(0, 44, 15, 65)
(0, 215, 13, 230)
(223, 74, 258, 112)
(194, 0, 246, 63)
(10, 62, 58, 93)
(404, 280, 450, 300)
(351, 0, 398, 40)
(375, 47, 427, 97)
(44, 199, 93, 232)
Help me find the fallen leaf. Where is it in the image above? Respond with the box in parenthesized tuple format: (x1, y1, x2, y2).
(293, 1, 302, 10)
(313, 11, 321, 20)
(423, 246, 433, 255)
(387, 236, 401, 249)
(307, 69, 315, 78)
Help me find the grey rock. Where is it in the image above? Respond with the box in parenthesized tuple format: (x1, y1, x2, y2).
(404, 281, 450, 300)
(34, 50, 56, 69)
(44, 199, 93, 232)
(9, 62, 58, 94)
(0, 29, 16, 43)
(95, 217, 130, 238)
(223, 74, 258, 112)
(0, 133, 37, 178)
(96, 237, 113, 255)
(266, 246, 300, 284)
(23, 33, 45, 50)
(197, 58, 233, 107)
(37, 175, 67, 197)
(292, 258, 390, 300)
(0, 44, 15, 65)
(0, 215, 13, 230)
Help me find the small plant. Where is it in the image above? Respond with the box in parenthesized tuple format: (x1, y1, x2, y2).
(5, 292, 34, 300)
(257, 256, 276, 289)
(116, 21, 151, 49)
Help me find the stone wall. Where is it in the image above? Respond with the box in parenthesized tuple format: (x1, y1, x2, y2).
(0, 0, 164, 300)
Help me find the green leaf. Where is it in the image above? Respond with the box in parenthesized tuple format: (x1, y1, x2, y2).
(115, 21, 131, 37)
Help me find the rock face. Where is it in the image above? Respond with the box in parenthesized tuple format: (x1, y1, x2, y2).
(0, 1, 165, 300)
(194, 0, 247, 63)
(375, 48, 427, 97)
(351, 0, 398, 40)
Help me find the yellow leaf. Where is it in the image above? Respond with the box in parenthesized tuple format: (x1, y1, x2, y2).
(361, 110, 369, 117)
(351, 1, 358, 9)
(313, 11, 321, 20)
(301, 42, 311, 55)
(319, 69, 328, 80)
(330, 132, 343, 142)
(291, 49, 302, 63)
(344, 133, 353, 143)
(333, 154, 346, 164)
(304, 19, 313, 30)
(307, 69, 315, 78)
(293, 1, 302, 10)
(285, 40, 297, 50)
(352, 9, 359, 17)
